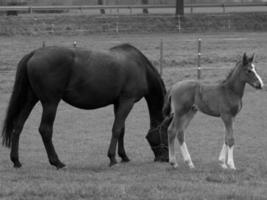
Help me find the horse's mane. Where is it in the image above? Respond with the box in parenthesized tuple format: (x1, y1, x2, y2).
(110, 43, 166, 94)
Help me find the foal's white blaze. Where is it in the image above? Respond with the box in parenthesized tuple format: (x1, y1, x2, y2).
(251, 64, 264, 88)
(227, 146, 236, 170)
(180, 142, 194, 168)
(219, 143, 228, 169)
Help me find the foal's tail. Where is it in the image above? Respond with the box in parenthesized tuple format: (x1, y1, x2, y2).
(161, 90, 174, 129)
(162, 90, 172, 118)
(2, 51, 34, 148)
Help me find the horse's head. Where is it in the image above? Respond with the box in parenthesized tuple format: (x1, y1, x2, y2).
(239, 53, 264, 90)
(146, 114, 173, 162)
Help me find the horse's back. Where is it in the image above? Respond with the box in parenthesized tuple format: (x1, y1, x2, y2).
(64, 49, 148, 108)
(26, 46, 149, 109)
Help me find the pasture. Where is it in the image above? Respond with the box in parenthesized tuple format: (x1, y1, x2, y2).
(1, 32, 267, 199)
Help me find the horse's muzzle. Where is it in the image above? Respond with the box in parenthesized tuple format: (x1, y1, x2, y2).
(151, 144, 169, 162)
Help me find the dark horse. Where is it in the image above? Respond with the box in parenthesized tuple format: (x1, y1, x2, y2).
(2, 43, 171, 169)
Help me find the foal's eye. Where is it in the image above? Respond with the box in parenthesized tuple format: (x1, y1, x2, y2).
(247, 69, 252, 74)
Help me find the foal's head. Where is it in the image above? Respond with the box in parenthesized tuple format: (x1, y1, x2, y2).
(238, 53, 264, 89)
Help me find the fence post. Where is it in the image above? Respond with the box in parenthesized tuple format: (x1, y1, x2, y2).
(222, 4, 226, 13)
(197, 38, 202, 79)
(73, 41, 77, 47)
(190, 0, 193, 14)
(51, 24, 55, 34)
(159, 39, 163, 76)
(177, 15, 181, 32)
(116, 9, 119, 33)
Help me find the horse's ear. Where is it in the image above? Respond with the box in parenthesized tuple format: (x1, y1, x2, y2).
(242, 53, 248, 65)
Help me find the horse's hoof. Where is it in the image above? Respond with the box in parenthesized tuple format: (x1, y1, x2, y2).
(13, 162, 22, 168)
(56, 162, 66, 169)
(109, 159, 118, 167)
(50, 160, 66, 169)
(121, 156, 130, 163)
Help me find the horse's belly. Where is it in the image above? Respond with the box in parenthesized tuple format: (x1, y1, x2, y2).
(62, 91, 117, 109)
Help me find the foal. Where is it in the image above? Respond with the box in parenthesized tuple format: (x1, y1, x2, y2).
(164, 53, 263, 169)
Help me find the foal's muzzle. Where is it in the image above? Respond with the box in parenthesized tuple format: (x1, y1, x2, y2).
(254, 82, 263, 90)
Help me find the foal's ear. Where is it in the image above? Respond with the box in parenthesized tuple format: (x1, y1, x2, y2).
(248, 53, 255, 63)
(242, 53, 249, 65)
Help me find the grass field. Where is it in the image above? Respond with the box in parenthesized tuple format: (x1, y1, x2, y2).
(1, 32, 267, 199)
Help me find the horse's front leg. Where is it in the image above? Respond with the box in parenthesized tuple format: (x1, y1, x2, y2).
(108, 99, 134, 167)
(221, 114, 236, 170)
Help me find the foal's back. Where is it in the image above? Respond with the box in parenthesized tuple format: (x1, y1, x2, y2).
(170, 79, 240, 117)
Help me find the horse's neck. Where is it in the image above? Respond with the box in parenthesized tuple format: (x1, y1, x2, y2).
(145, 80, 166, 129)
(223, 68, 246, 98)
(145, 95, 164, 128)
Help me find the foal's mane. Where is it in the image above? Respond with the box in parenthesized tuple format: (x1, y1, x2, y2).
(222, 60, 242, 84)
(110, 43, 166, 94)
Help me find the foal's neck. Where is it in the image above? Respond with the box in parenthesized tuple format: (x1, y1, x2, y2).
(223, 66, 246, 98)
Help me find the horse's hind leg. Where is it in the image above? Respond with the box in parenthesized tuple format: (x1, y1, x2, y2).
(10, 92, 38, 168)
(39, 102, 65, 169)
(177, 109, 196, 169)
(113, 104, 130, 163)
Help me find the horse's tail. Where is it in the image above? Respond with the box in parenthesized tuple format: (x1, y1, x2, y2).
(2, 51, 34, 148)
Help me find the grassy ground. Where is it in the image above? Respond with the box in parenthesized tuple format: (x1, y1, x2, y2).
(1, 32, 267, 199)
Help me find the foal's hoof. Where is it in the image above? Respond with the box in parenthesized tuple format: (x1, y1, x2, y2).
(170, 162, 178, 168)
(220, 163, 228, 169)
(185, 161, 195, 169)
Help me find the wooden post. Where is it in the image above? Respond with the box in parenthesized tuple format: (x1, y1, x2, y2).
(176, 0, 184, 16)
(197, 38, 202, 79)
(190, 0, 193, 14)
(98, 0, 105, 14)
(159, 39, 163, 76)
(177, 15, 181, 32)
(222, 4, 226, 13)
(73, 41, 77, 47)
(142, 0, 149, 14)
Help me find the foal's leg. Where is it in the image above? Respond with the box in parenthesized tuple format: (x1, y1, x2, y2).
(218, 142, 228, 169)
(39, 102, 65, 169)
(108, 99, 134, 166)
(168, 119, 178, 168)
(10, 93, 38, 168)
(177, 110, 196, 169)
(221, 114, 236, 170)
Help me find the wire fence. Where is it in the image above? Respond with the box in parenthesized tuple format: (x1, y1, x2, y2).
(0, 2, 267, 15)
(1, 12, 266, 36)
